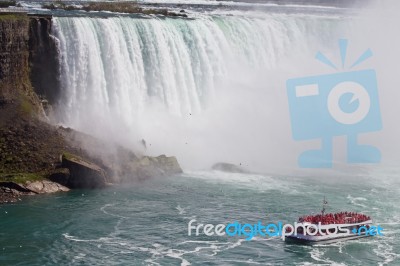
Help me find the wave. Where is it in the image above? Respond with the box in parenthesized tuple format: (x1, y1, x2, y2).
(346, 195, 368, 208)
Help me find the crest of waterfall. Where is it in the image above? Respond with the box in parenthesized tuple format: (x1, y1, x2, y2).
(54, 15, 339, 123)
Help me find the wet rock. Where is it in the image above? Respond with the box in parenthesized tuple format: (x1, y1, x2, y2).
(0, 179, 69, 203)
(0, 187, 20, 203)
(0, 181, 31, 203)
(0, 181, 32, 193)
(170, 12, 188, 17)
(154, 155, 183, 175)
(124, 155, 183, 181)
(61, 153, 107, 189)
(24, 180, 69, 194)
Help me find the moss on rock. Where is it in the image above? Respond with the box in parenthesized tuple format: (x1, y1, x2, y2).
(0, 172, 46, 184)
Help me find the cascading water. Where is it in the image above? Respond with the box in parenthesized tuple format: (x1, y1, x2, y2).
(53, 13, 347, 170)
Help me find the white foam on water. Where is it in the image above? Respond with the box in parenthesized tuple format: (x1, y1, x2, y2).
(182, 170, 299, 193)
(346, 195, 368, 208)
(309, 248, 348, 266)
(373, 239, 399, 266)
(100, 203, 130, 219)
(63, 231, 244, 265)
(218, 258, 269, 265)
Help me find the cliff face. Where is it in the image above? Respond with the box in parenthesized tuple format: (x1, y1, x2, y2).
(0, 13, 68, 179)
(0, 13, 30, 102)
(0, 13, 183, 203)
(29, 15, 60, 104)
(0, 13, 59, 116)
(0, 13, 41, 124)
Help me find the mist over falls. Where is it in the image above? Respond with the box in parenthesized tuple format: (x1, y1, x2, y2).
(51, 3, 400, 173)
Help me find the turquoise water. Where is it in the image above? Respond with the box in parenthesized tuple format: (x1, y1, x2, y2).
(1, 170, 399, 265)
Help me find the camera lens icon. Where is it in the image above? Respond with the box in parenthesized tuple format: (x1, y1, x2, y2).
(286, 69, 382, 168)
(286, 40, 383, 168)
(327, 81, 371, 125)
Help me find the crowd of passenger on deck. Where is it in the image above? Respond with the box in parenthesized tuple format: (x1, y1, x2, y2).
(299, 212, 371, 225)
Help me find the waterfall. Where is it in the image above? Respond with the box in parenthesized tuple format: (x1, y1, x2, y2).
(53, 13, 346, 170)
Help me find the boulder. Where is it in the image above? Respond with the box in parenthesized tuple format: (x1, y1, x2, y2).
(0, 181, 33, 204)
(123, 155, 182, 181)
(0, 179, 69, 203)
(61, 153, 107, 189)
(24, 180, 70, 194)
(154, 155, 183, 175)
(0, 185, 21, 203)
(0, 181, 32, 193)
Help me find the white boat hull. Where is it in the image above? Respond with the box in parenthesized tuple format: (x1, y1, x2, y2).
(286, 232, 370, 245)
(285, 220, 372, 245)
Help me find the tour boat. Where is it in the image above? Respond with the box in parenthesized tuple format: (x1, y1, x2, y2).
(285, 198, 372, 245)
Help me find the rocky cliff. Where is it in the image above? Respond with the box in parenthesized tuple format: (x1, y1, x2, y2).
(0, 12, 64, 176)
(28, 14, 60, 104)
(0, 12, 40, 112)
(0, 12, 183, 203)
(0, 13, 28, 97)
(1, 12, 63, 113)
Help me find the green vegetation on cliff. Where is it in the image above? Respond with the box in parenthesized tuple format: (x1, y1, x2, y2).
(0, 14, 20, 20)
(0, 172, 46, 184)
(0, 13, 27, 21)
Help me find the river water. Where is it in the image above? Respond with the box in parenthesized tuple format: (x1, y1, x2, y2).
(1, 169, 399, 265)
